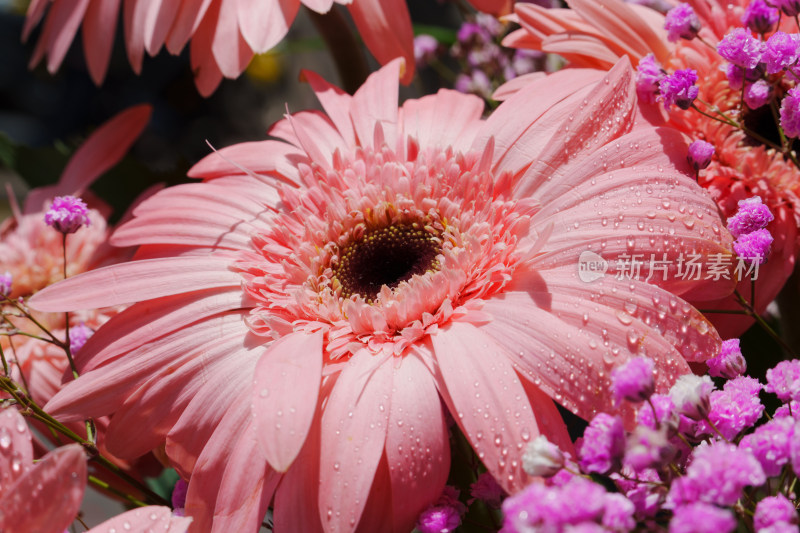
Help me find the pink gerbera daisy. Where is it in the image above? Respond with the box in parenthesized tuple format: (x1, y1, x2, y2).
(33, 58, 732, 532)
(503, 0, 800, 336)
(22, 0, 511, 96)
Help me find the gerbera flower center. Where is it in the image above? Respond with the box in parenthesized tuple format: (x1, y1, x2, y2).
(332, 223, 441, 301)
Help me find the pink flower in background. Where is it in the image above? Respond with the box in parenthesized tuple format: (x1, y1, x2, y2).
(34, 58, 731, 532)
(503, 0, 800, 337)
(0, 408, 190, 533)
(23, 0, 510, 95)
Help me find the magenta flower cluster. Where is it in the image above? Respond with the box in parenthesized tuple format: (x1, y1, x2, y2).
(497, 354, 800, 533)
(44, 195, 91, 234)
(727, 196, 774, 265)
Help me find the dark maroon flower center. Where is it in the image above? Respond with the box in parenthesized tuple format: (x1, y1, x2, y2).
(332, 224, 441, 301)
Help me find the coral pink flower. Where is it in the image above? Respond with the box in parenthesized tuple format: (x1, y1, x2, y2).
(23, 1, 515, 95)
(503, 0, 800, 336)
(33, 58, 731, 532)
(0, 407, 191, 533)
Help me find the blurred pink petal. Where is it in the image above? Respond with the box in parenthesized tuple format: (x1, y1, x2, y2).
(86, 506, 192, 532)
(34, 57, 731, 531)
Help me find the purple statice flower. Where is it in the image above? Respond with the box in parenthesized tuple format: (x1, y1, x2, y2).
(456, 21, 491, 46)
(791, 421, 800, 477)
(765, 359, 800, 402)
(742, 0, 780, 34)
(636, 54, 664, 104)
(501, 482, 568, 532)
(0, 271, 11, 298)
(771, 0, 800, 16)
(740, 416, 795, 476)
(660, 69, 699, 110)
(718, 27, 764, 69)
(754, 494, 798, 530)
(706, 338, 747, 378)
(510, 49, 542, 77)
(44, 195, 91, 234)
(68, 323, 94, 354)
(522, 435, 565, 477)
(417, 486, 465, 533)
(601, 493, 636, 532)
(687, 140, 715, 171)
(637, 393, 679, 432)
(670, 374, 714, 420)
(624, 426, 676, 472)
(724, 63, 745, 89)
(727, 196, 774, 238)
(700, 376, 763, 440)
(454, 70, 492, 100)
(611, 356, 655, 404)
(171, 478, 188, 516)
(414, 35, 439, 66)
(469, 473, 504, 508)
(734, 228, 773, 265)
(557, 477, 609, 525)
(665, 3, 701, 42)
(417, 506, 461, 533)
(669, 503, 736, 533)
(578, 413, 626, 474)
(745, 79, 773, 109)
(668, 441, 766, 507)
(764, 32, 800, 74)
(780, 86, 800, 138)
(774, 400, 800, 419)
(613, 467, 665, 520)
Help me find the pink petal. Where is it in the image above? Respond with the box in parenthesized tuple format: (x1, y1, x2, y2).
(44, 312, 249, 421)
(77, 287, 248, 373)
(165, 0, 214, 54)
(349, 57, 403, 149)
(104, 335, 250, 458)
(400, 89, 484, 153)
(143, 0, 181, 55)
(81, 0, 121, 85)
(276, 110, 348, 169)
(190, 2, 225, 97)
(187, 140, 304, 181)
(431, 322, 535, 493)
(34, 0, 91, 74)
(29, 255, 240, 312)
(520, 378, 574, 454)
(492, 72, 546, 101)
(22, 0, 50, 42)
(0, 444, 86, 533)
(542, 32, 623, 67)
(86, 506, 192, 533)
(237, 0, 300, 53)
(0, 408, 33, 496)
(211, 0, 253, 79)
(252, 330, 323, 472)
(354, 455, 393, 533)
(385, 351, 449, 533)
(513, 56, 637, 199)
(301, 0, 334, 13)
(302, 69, 356, 146)
(123, 0, 152, 74)
(319, 349, 392, 532)
(347, 0, 414, 84)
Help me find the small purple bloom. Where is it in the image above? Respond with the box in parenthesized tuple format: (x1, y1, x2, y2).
(44, 196, 91, 234)
(754, 494, 798, 530)
(687, 140, 715, 171)
(0, 272, 11, 298)
(636, 54, 664, 104)
(739, 416, 794, 476)
(660, 69, 699, 110)
(68, 323, 94, 355)
(669, 503, 736, 533)
(172, 478, 188, 511)
(624, 426, 676, 472)
(611, 356, 655, 404)
(637, 393, 680, 434)
(702, 376, 764, 440)
(454, 70, 492, 100)
(734, 228, 773, 265)
(765, 359, 800, 402)
(668, 442, 766, 507)
(416, 506, 462, 533)
(742, 0, 780, 34)
(726, 196, 774, 237)
(578, 413, 626, 474)
(765, 32, 800, 74)
(706, 338, 747, 378)
(670, 374, 714, 420)
(414, 35, 439, 66)
(601, 493, 636, 532)
(665, 3, 701, 42)
(780, 86, 800, 138)
(718, 27, 764, 69)
(744, 79, 773, 109)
